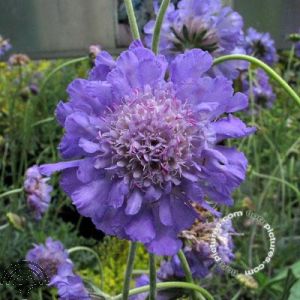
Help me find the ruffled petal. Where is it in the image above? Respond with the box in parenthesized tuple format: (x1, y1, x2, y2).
(170, 49, 213, 85)
(213, 115, 256, 142)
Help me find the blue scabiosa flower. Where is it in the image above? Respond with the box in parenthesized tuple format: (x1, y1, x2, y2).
(26, 238, 90, 299)
(40, 42, 254, 255)
(245, 28, 278, 65)
(0, 35, 11, 57)
(242, 69, 276, 110)
(144, 0, 246, 78)
(24, 165, 53, 220)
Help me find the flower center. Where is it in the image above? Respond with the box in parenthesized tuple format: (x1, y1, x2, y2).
(103, 87, 200, 188)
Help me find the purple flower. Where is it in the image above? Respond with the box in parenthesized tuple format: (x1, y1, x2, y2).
(144, 0, 246, 78)
(0, 35, 11, 57)
(40, 42, 255, 256)
(26, 238, 72, 279)
(245, 28, 278, 65)
(242, 69, 276, 110)
(24, 165, 53, 220)
(26, 238, 90, 299)
(50, 263, 90, 300)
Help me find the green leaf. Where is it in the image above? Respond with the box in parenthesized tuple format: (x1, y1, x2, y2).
(288, 279, 300, 300)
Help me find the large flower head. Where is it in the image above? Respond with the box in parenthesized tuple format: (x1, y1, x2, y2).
(40, 42, 254, 255)
(24, 165, 53, 220)
(144, 0, 246, 78)
(0, 35, 11, 57)
(245, 28, 278, 65)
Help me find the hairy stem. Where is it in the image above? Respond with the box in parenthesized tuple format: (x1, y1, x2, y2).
(213, 54, 300, 106)
(149, 253, 157, 300)
(152, 0, 170, 54)
(124, 0, 140, 40)
(68, 246, 104, 290)
(40, 57, 88, 93)
(122, 242, 138, 300)
(113, 281, 214, 300)
(0, 188, 23, 199)
(178, 250, 197, 299)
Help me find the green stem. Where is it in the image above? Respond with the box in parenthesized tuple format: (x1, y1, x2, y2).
(152, 0, 170, 54)
(40, 57, 88, 93)
(113, 281, 214, 300)
(213, 54, 300, 106)
(0, 188, 23, 199)
(124, 0, 140, 40)
(178, 250, 197, 300)
(122, 242, 138, 300)
(68, 246, 104, 290)
(287, 44, 295, 75)
(149, 253, 157, 300)
(178, 250, 193, 283)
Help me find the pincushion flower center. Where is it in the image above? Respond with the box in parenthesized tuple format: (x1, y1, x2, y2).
(104, 88, 199, 188)
(171, 18, 219, 53)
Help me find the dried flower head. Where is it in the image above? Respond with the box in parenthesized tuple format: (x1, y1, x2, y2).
(8, 53, 30, 66)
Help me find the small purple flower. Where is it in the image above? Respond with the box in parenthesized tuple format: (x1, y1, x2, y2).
(0, 35, 11, 57)
(50, 263, 90, 300)
(242, 69, 276, 110)
(26, 238, 72, 279)
(26, 238, 90, 299)
(40, 42, 254, 256)
(144, 0, 246, 78)
(245, 28, 278, 65)
(24, 165, 53, 220)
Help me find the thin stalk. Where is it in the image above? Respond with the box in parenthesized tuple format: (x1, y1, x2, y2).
(124, 0, 140, 40)
(213, 54, 300, 106)
(0, 188, 23, 199)
(286, 44, 295, 75)
(152, 0, 170, 54)
(122, 242, 138, 300)
(113, 281, 214, 300)
(68, 246, 104, 290)
(149, 253, 157, 300)
(178, 250, 198, 299)
(40, 57, 88, 93)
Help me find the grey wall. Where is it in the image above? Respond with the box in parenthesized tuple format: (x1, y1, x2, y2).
(234, 0, 300, 49)
(0, 0, 118, 58)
